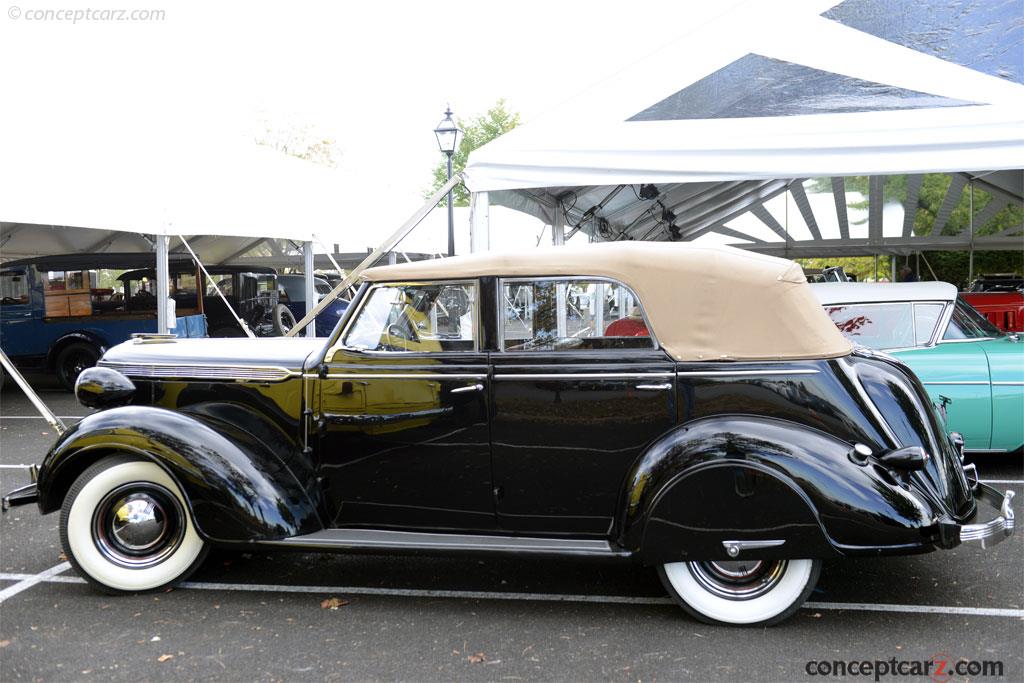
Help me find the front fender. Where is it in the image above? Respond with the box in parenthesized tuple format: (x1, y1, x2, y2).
(36, 405, 322, 543)
(619, 415, 939, 563)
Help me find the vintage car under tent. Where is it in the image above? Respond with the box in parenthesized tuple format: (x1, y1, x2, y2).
(462, 0, 1024, 275)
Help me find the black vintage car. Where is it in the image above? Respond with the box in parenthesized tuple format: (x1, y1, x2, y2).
(3, 243, 1015, 626)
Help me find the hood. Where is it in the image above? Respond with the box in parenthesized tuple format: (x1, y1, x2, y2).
(100, 337, 325, 377)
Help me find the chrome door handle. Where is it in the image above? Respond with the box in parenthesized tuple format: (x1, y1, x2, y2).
(451, 383, 485, 394)
(635, 383, 672, 391)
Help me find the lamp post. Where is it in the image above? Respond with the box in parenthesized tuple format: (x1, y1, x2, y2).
(434, 106, 460, 257)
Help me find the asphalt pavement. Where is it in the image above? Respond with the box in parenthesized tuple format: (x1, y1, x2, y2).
(1, 378, 1022, 682)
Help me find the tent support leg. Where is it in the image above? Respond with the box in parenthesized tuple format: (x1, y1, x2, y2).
(303, 241, 316, 338)
(0, 349, 66, 435)
(469, 191, 490, 253)
(156, 235, 170, 334)
(284, 173, 464, 337)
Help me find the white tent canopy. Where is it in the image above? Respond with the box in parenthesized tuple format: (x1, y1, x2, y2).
(464, 0, 1024, 257)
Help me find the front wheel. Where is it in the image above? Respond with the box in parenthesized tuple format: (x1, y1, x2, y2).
(60, 456, 208, 594)
(658, 558, 821, 626)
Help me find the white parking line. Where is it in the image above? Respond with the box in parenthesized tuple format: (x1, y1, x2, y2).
(0, 562, 70, 605)
(980, 479, 1024, 485)
(0, 571, 1020, 618)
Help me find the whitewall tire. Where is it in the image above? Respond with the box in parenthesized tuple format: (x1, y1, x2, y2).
(659, 558, 821, 626)
(60, 456, 208, 594)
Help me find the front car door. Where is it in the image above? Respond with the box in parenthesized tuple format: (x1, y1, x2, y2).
(315, 279, 495, 531)
(490, 276, 677, 536)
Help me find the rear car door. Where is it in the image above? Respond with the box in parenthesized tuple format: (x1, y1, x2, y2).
(490, 277, 677, 536)
(316, 279, 495, 531)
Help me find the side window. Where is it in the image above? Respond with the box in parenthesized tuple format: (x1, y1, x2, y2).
(0, 269, 30, 305)
(501, 278, 655, 351)
(343, 282, 477, 353)
(824, 303, 916, 350)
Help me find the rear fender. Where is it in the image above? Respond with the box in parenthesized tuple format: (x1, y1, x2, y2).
(36, 405, 322, 542)
(619, 415, 938, 563)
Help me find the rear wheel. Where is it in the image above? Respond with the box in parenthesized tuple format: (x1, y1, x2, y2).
(55, 342, 100, 391)
(60, 456, 208, 594)
(658, 558, 820, 626)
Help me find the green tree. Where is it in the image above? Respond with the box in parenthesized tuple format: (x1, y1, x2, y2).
(428, 99, 520, 207)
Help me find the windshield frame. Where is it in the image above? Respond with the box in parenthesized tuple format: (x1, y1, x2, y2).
(939, 296, 1004, 342)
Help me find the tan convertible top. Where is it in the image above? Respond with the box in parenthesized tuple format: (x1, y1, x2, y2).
(362, 242, 852, 362)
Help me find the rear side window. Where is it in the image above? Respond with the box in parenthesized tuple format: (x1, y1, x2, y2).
(501, 278, 655, 352)
(824, 303, 915, 350)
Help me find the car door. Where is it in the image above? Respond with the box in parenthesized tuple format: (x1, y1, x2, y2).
(490, 277, 677, 536)
(315, 279, 496, 531)
(0, 267, 38, 358)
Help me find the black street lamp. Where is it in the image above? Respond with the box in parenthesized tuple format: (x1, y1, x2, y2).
(434, 106, 461, 257)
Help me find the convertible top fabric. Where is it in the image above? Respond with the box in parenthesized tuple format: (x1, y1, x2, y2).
(362, 242, 852, 362)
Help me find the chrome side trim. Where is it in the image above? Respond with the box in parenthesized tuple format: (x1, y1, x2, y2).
(493, 372, 673, 381)
(922, 381, 990, 386)
(721, 539, 785, 557)
(676, 369, 819, 377)
(836, 357, 901, 447)
(260, 529, 627, 557)
(992, 381, 1024, 386)
(97, 360, 300, 382)
(320, 373, 487, 381)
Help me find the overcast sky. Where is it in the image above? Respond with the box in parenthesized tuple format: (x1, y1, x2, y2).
(0, 0, 737, 252)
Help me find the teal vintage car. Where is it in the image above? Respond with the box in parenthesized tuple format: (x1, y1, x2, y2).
(812, 282, 1023, 455)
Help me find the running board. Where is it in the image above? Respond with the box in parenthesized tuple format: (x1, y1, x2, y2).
(260, 529, 629, 558)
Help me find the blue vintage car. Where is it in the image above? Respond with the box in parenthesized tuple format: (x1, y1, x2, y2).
(276, 273, 349, 337)
(0, 253, 207, 390)
(813, 282, 1024, 455)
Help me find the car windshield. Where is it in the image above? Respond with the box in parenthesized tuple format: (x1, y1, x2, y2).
(277, 276, 306, 302)
(943, 297, 1003, 340)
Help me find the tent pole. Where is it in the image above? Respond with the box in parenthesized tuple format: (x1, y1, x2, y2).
(0, 348, 67, 435)
(284, 173, 463, 337)
(469, 191, 490, 253)
(968, 180, 975, 284)
(156, 235, 170, 334)
(552, 205, 565, 246)
(891, 256, 896, 282)
(303, 241, 316, 338)
(873, 254, 879, 282)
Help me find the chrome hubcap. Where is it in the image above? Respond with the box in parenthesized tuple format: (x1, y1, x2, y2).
(688, 559, 787, 600)
(93, 483, 185, 569)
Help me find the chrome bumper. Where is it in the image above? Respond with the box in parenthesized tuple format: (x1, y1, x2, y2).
(957, 481, 1015, 549)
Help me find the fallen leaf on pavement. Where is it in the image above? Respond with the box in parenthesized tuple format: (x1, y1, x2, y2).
(0, 640, 11, 648)
(157, 654, 174, 663)
(320, 597, 349, 610)
(467, 652, 487, 664)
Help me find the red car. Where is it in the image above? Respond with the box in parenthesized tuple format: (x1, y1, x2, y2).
(962, 275, 1024, 333)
